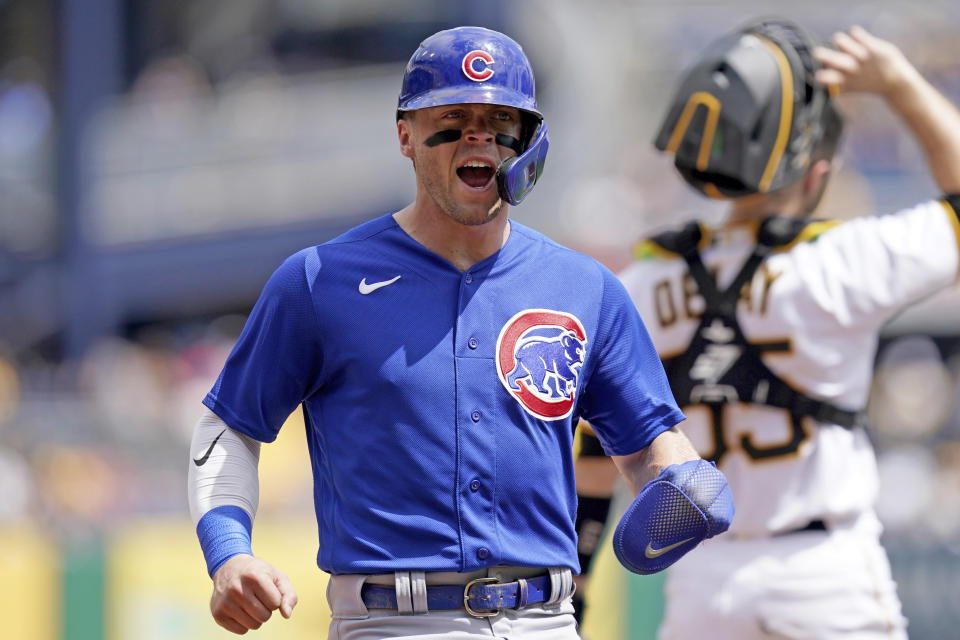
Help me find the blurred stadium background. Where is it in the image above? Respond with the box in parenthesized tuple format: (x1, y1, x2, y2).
(1, 1, 959, 638)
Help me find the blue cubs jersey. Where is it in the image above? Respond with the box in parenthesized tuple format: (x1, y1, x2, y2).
(203, 213, 684, 575)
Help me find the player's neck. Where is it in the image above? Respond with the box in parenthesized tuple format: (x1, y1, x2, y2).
(726, 192, 805, 226)
(394, 202, 511, 272)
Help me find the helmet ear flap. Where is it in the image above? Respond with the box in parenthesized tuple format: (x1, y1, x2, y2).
(496, 122, 549, 205)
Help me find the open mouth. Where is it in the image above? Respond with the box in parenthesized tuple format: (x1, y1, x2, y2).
(457, 160, 495, 189)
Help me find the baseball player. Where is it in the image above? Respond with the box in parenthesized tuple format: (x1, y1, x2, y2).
(575, 18, 960, 639)
(187, 26, 732, 639)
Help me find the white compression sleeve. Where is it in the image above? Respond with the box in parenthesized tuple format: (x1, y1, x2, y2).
(187, 408, 261, 527)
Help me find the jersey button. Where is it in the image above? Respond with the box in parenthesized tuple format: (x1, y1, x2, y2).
(465, 273, 473, 284)
(469, 479, 481, 492)
(468, 337, 478, 349)
(476, 547, 489, 560)
(471, 410, 481, 422)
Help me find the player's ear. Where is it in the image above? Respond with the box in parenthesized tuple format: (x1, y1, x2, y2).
(398, 115, 416, 159)
(796, 158, 833, 215)
(803, 159, 832, 199)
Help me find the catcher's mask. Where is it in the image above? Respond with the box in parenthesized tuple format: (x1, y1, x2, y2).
(397, 26, 548, 205)
(654, 18, 843, 199)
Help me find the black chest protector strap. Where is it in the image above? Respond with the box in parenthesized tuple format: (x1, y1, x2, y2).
(658, 219, 867, 434)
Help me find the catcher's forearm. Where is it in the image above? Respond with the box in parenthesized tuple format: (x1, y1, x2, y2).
(574, 427, 617, 574)
(887, 66, 960, 194)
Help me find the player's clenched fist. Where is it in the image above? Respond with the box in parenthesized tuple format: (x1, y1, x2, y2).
(210, 554, 298, 635)
(813, 26, 917, 96)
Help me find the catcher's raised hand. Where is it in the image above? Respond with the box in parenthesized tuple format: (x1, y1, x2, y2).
(812, 26, 918, 96)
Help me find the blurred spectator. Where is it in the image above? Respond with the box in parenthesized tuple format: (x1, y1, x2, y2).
(0, 446, 32, 521)
(0, 59, 51, 160)
(876, 445, 937, 539)
(869, 336, 954, 442)
(928, 441, 960, 542)
(0, 58, 55, 256)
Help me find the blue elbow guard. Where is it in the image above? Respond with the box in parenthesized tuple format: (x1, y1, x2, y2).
(613, 459, 733, 575)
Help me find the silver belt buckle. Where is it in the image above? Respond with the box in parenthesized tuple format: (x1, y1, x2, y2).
(463, 577, 500, 617)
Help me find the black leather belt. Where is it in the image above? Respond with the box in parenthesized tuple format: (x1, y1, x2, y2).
(361, 574, 552, 617)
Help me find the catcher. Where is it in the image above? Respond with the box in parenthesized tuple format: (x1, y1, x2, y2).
(575, 18, 960, 639)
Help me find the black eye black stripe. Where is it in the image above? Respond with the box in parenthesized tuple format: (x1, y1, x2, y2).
(495, 134, 522, 154)
(423, 129, 523, 154)
(425, 129, 461, 146)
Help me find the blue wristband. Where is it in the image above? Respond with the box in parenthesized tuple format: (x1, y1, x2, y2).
(196, 505, 253, 577)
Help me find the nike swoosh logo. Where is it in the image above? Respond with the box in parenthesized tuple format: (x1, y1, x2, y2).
(193, 429, 226, 467)
(358, 275, 401, 295)
(644, 537, 695, 559)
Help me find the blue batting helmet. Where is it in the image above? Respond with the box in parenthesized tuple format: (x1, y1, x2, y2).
(397, 26, 542, 120)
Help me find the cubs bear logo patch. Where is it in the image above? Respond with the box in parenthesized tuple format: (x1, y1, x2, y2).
(496, 309, 588, 420)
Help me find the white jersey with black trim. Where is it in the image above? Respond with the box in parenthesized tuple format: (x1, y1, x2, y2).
(618, 199, 960, 537)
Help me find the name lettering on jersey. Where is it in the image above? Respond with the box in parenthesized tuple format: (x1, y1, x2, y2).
(497, 309, 587, 421)
(654, 264, 782, 329)
(654, 281, 677, 326)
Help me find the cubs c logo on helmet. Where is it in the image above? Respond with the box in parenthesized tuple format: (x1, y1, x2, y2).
(462, 50, 495, 82)
(497, 309, 587, 421)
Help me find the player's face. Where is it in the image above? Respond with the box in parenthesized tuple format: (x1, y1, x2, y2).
(400, 103, 523, 225)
